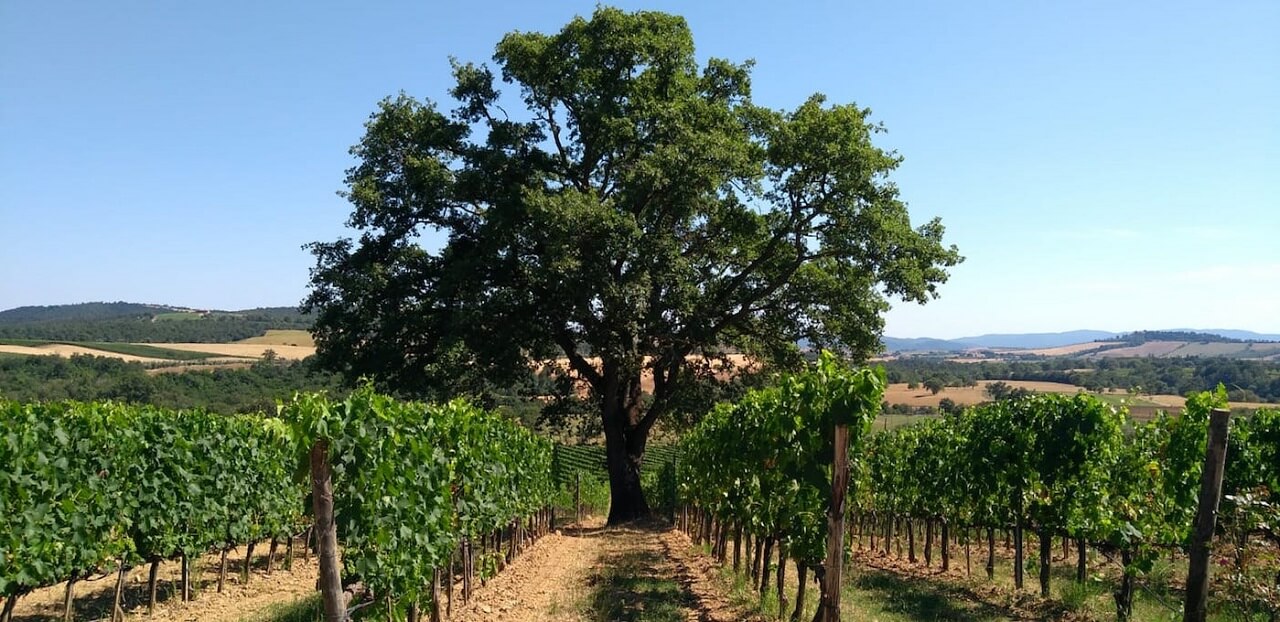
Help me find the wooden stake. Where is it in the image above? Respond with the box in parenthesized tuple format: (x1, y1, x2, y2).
(1182, 408, 1231, 622)
(63, 571, 77, 622)
(817, 423, 849, 622)
(310, 439, 347, 622)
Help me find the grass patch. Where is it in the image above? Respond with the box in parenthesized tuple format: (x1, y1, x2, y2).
(80, 342, 223, 360)
(582, 548, 698, 622)
(237, 329, 316, 347)
(244, 594, 322, 621)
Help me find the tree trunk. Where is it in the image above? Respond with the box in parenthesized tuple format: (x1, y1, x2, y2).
(760, 536, 775, 596)
(242, 541, 256, 585)
(808, 564, 826, 622)
(602, 375, 652, 525)
(752, 536, 764, 586)
(148, 560, 160, 613)
(1115, 548, 1134, 621)
(2, 593, 19, 622)
(883, 514, 893, 556)
(776, 544, 788, 620)
(941, 521, 950, 572)
(218, 548, 228, 593)
(1076, 538, 1087, 583)
(985, 527, 995, 581)
(897, 517, 905, 558)
(907, 519, 916, 562)
(734, 523, 743, 573)
(267, 537, 278, 575)
(965, 527, 972, 577)
(792, 563, 807, 622)
(1014, 519, 1024, 590)
(1038, 527, 1051, 597)
(924, 519, 934, 567)
(310, 439, 347, 622)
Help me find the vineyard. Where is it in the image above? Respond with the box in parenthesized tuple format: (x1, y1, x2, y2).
(2, 355, 1278, 621)
(678, 355, 1280, 620)
(0, 387, 556, 621)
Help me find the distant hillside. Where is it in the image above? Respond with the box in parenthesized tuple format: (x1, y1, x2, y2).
(0, 302, 310, 343)
(882, 330, 1118, 352)
(954, 330, 1118, 349)
(0, 301, 169, 324)
(883, 328, 1280, 353)
(881, 337, 969, 352)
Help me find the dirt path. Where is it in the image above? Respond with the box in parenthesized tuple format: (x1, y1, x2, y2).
(451, 518, 757, 622)
(9, 541, 318, 622)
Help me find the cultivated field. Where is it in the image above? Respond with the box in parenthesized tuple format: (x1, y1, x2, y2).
(158, 343, 316, 360)
(236, 329, 316, 347)
(0, 342, 171, 363)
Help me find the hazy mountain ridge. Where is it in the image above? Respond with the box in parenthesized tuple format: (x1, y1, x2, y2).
(884, 328, 1280, 352)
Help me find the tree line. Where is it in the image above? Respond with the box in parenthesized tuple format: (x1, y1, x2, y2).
(884, 357, 1280, 402)
(0, 354, 342, 414)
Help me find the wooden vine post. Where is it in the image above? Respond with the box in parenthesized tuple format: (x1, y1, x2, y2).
(1182, 408, 1231, 622)
(817, 423, 849, 622)
(310, 439, 347, 622)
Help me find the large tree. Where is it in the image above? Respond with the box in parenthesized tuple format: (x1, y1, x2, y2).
(304, 7, 962, 523)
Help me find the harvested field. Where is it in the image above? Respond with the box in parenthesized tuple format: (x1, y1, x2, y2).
(1090, 342, 1198, 358)
(0, 343, 171, 364)
(883, 380, 1084, 407)
(236, 330, 315, 347)
(1018, 341, 1120, 356)
(157, 343, 315, 360)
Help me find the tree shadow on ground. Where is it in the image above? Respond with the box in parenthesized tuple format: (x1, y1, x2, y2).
(852, 569, 1024, 621)
(585, 547, 699, 622)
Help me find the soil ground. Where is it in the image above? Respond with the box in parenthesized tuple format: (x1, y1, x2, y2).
(9, 540, 318, 622)
(450, 516, 757, 622)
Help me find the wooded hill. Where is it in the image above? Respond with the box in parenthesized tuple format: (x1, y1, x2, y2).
(0, 302, 310, 343)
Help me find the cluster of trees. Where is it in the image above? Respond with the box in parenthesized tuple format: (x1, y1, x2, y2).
(884, 357, 1280, 402)
(0, 354, 343, 413)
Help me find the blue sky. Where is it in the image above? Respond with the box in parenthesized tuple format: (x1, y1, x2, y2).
(1, 1, 1276, 338)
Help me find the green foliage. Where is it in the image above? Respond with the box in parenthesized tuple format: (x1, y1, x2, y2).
(0, 304, 310, 343)
(0, 400, 303, 598)
(281, 388, 553, 615)
(304, 6, 958, 518)
(884, 356, 1280, 403)
(678, 352, 886, 565)
(0, 354, 343, 414)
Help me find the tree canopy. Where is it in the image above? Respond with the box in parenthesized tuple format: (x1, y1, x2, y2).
(304, 6, 961, 522)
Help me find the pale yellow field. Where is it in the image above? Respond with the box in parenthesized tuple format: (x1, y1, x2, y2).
(0, 343, 170, 363)
(884, 380, 1085, 407)
(1019, 341, 1120, 356)
(158, 343, 316, 360)
(236, 329, 315, 347)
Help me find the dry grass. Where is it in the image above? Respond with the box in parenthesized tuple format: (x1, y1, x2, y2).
(236, 330, 315, 347)
(1019, 342, 1120, 356)
(883, 380, 1084, 407)
(0, 343, 171, 363)
(157, 344, 315, 360)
